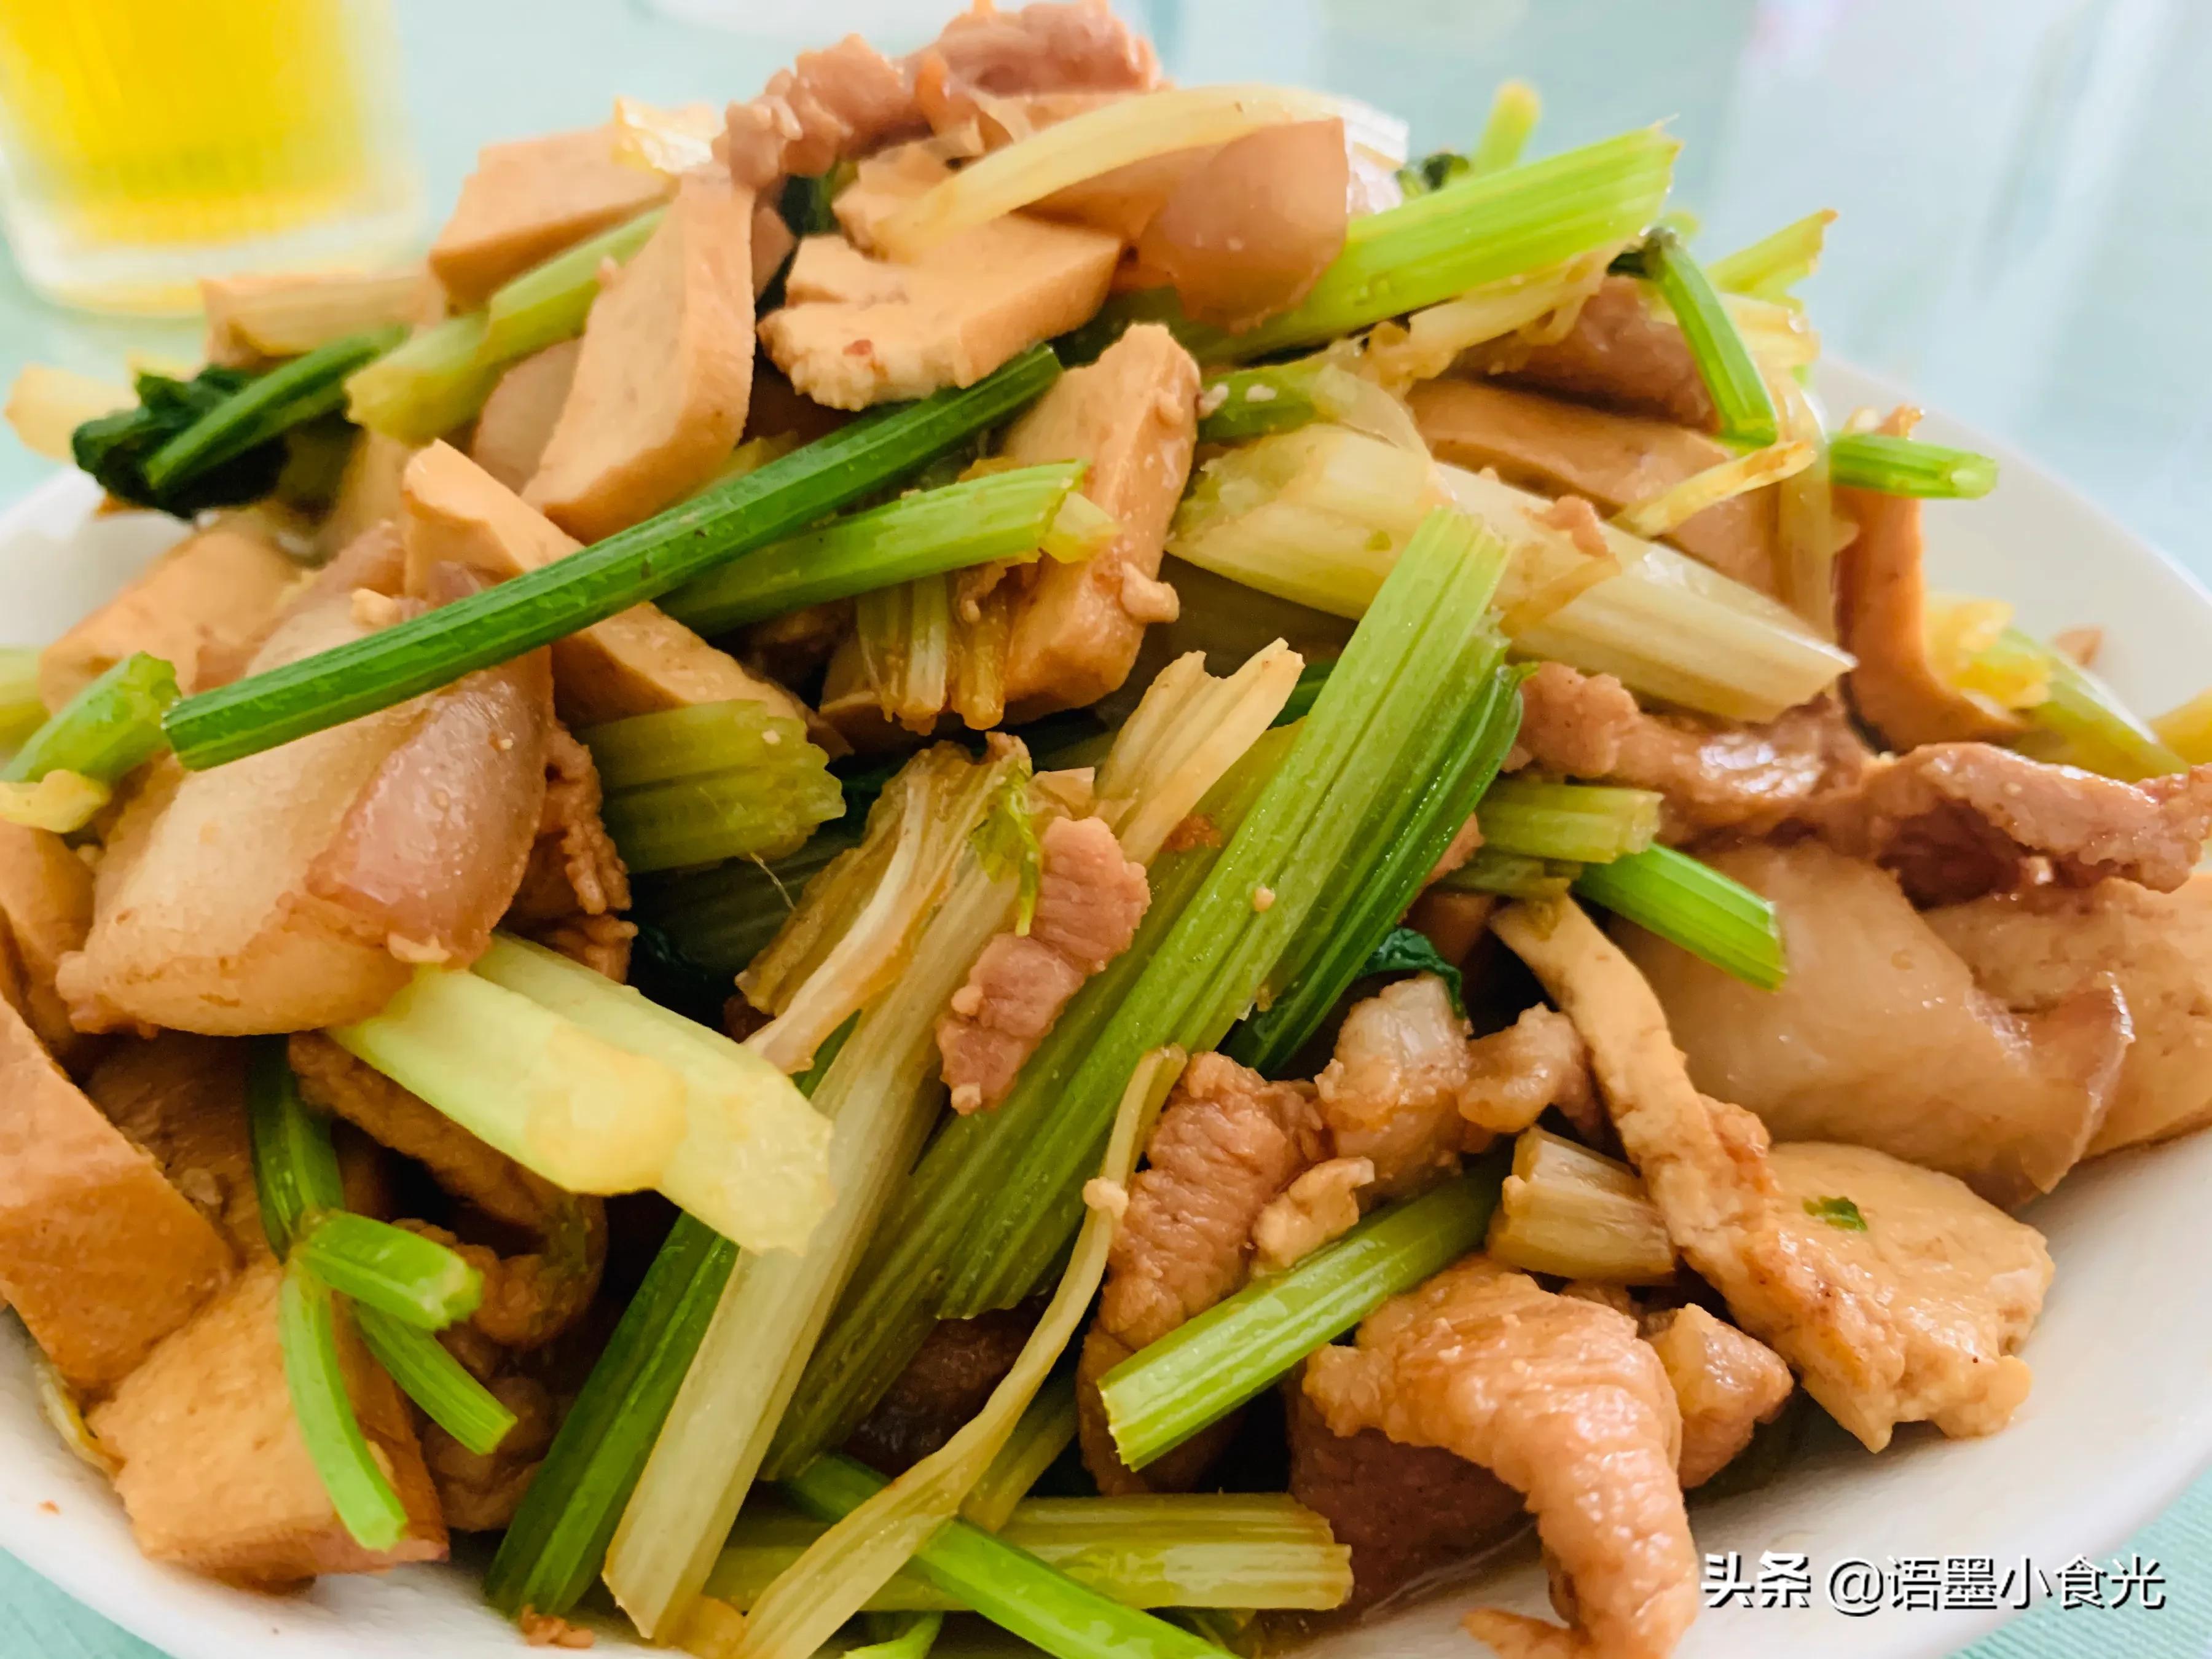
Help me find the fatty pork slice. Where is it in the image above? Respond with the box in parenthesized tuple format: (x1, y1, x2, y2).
(1927, 871, 2212, 1156)
(1472, 274, 1717, 432)
(1805, 741, 2212, 906)
(1077, 1051, 1326, 1495)
(1303, 1257, 1697, 1659)
(1495, 896, 2055, 1453)
(0, 997, 233, 1392)
(1622, 841, 2127, 1207)
(1641, 1305, 1792, 1489)
(937, 814, 1149, 1113)
(89, 1258, 447, 1585)
(58, 532, 554, 1034)
(525, 168, 760, 541)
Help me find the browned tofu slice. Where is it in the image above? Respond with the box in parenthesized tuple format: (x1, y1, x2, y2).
(1410, 375, 1781, 596)
(320, 429, 421, 559)
(760, 214, 1121, 409)
(87, 1034, 265, 1259)
(0, 997, 233, 1391)
(525, 169, 759, 540)
(202, 267, 442, 368)
(470, 339, 581, 492)
(428, 125, 675, 308)
(1000, 323, 1198, 716)
(0, 821, 93, 1061)
(402, 441, 808, 728)
(89, 1258, 446, 1585)
(38, 516, 302, 707)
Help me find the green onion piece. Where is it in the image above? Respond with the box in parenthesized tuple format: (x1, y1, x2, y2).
(1572, 843, 1785, 990)
(1441, 847, 1582, 900)
(483, 1029, 849, 1622)
(1099, 1160, 1507, 1470)
(479, 208, 667, 366)
(1827, 432, 1998, 499)
(1194, 361, 1328, 445)
(1, 651, 177, 786)
(1987, 627, 2186, 781)
(0, 646, 45, 755)
(1706, 208, 1835, 301)
(710, 1492, 1352, 1614)
(245, 1037, 345, 1255)
(1069, 127, 1678, 364)
(1467, 79, 1542, 176)
(168, 347, 1061, 771)
(1477, 778, 1662, 865)
(141, 324, 405, 493)
(632, 823, 862, 979)
(294, 1211, 484, 1331)
(661, 462, 1083, 637)
(783, 1454, 1226, 1659)
(356, 1306, 518, 1456)
(582, 699, 843, 872)
(278, 1257, 409, 1551)
(344, 313, 504, 444)
(1630, 229, 1778, 447)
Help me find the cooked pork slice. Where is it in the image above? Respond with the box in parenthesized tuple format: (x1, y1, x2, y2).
(525, 169, 759, 540)
(87, 1035, 264, 1258)
(1284, 1380, 1525, 1610)
(1473, 275, 1716, 431)
(1835, 410, 2025, 749)
(760, 211, 1120, 409)
(402, 441, 810, 729)
(999, 324, 1199, 717)
(1623, 842, 2126, 1207)
(1304, 1258, 1696, 1659)
(1405, 886, 1500, 973)
(470, 339, 582, 493)
(1928, 873, 2212, 1156)
(1641, 1306, 1792, 1488)
(429, 125, 675, 308)
(938, 815, 1150, 1112)
(1495, 896, 2054, 1451)
(423, 1371, 556, 1532)
(37, 516, 300, 707)
(399, 1217, 606, 1352)
(1413, 377, 1779, 595)
(1317, 973, 1477, 1194)
(60, 550, 554, 1033)
(1510, 662, 1870, 839)
(0, 820, 93, 1061)
(88, 1258, 446, 1585)
(1460, 1006, 1598, 1139)
(1806, 742, 2212, 906)
(505, 725, 635, 982)
(0, 998, 235, 1391)
(847, 1306, 1037, 1475)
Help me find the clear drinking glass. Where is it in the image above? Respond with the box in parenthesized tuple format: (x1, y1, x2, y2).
(0, 0, 422, 316)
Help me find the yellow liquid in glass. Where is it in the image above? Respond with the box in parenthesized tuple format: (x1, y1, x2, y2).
(0, 0, 375, 248)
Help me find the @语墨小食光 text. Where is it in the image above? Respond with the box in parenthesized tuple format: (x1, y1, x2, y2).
(1701, 1552, 2168, 1617)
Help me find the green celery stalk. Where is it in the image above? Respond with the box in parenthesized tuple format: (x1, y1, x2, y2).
(479, 208, 667, 366)
(356, 1307, 517, 1456)
(783, 1455, 1226, 1659)
(141, 324, 405, 492)
(1099, 1160, 1507, 1470)
(662, 463, 1084, 637)
(168, 347, 1062, 771)
(1194, 361, 1329, 445)
(849, 1615, 944, 1659)
(583, 699, 843, 871)
(246, 1037, 343, 1254)
(278, 1258, 410, 1551)
(632, 823, 862, 978)
(963, 1377, 1080, 1533)
(1827, 431, 1998, 499)
(1572, 843, 1785, 989)
(1985, 627, 2186, 780)
(0, 646, 42, 755)
(1706, 208, 1835, 300)
(1467, 79, 1542, 175)
(1630, 229, 1778, 446)
(1477, 778, 1662, 865)
(1, 651, 177, 785)
(345, 313, 504, 443)
(1442, 847, 1582, 900)
(294, 1212, 483, 1331)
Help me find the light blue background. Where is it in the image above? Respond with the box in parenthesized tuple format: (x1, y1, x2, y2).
(2, 1, 2208, 1655)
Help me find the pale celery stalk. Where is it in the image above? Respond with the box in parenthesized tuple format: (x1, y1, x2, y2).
(708, 1494, 1352, 1613)
(1771, 373, 1842, 635)
(855, 574, 955, 733)
(1469, 80, 1542, 174)
(471, 935, 834, 1255)
(963, 1377, 1080, 1534)
(1486, 1126, 1677, 1283)
(731, 1051, 1183, 1659)
(1360, 248, 1614, 391)
(1611, 438, 1815, 539)
(1707, 208, 1837, 301)
(1477, 779, 1661, 865)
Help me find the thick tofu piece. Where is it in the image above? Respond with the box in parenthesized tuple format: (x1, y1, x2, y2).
(0, 997, 233, 1391)
(0, 821, 93, 1060)
(39, 517, 301, 707)
(1000, 324, 1198, 716)
(760, 214, 1121, 409)
(525, 170, 758, 541)
(90, 1258, 446, 1585)
(428, 125, 674, 308)
(470, 339, 581, 492)
(87, 1034, 265, 1259)
(403, 441, 807, 728)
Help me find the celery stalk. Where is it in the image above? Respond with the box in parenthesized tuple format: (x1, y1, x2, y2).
(279, 1260, 409, 1551)
(2153, 688, 2212, 765)
(294, 1212, 483, 1331)
(963, 1378, 1080, 1534)
(0, 646, 42, 755)
(143, 325, 404, 492)
(356, 1308, 517, 1456)
(584, 700, 842, 872)
(1971, 627, 2183, 780)
(632, 824, 862, 979)
(1, 651, 176, 786)
(1573, 844, 1785, 989)
(1625, 230, 1778, 446)
(1828, 431, 1998, 499)
(1467, 80, 1542, 175)
(1478, 779, 1662, 865)
(342, 313, 503, 444)
(1099, 1159, 1508, 1470)
(1442, 847, 1582, 900)
(480, 208, 667, 366)
(1706, 209, 1836, 301)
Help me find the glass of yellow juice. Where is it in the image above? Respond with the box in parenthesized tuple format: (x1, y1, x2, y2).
(0, 0, 420, 315)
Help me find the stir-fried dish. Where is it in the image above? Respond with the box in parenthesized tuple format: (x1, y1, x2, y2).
(6, 6, 2212, 1657)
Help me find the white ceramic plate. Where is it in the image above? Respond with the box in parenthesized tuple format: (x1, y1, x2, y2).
(4, 360, 2212, 1659)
